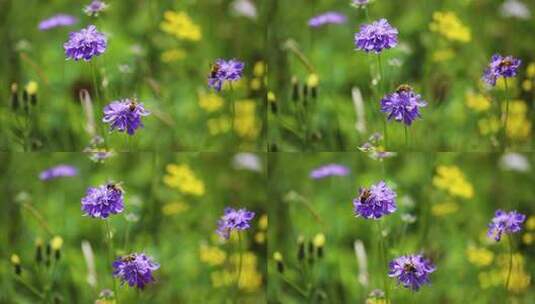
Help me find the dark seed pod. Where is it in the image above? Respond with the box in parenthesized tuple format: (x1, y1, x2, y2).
(10, 255, 21, 276)
(311, 86, 317, 99)
(307, 240, 314, 265)
(35, 241, 43, 264)
(273, 252, 284, 274)
(30, 94, 37, 106)
(291, 77, 299, 102)
(54, 250, 61, 261)
(297, 236, 305, 262)
(11, 83, 19, 111)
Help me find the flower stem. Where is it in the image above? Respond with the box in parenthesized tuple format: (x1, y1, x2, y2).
(377, 54, 388, 149)
(505, 235, 513, 291)
(377, 220, 390, 303)
(234, 232, 244, 303)
(503, 78, 510, 151)
(404, 126, 408, 150)
(105, 220, 119, 303)
(277, 273, 309, 298)
(13, 275, 44, 299)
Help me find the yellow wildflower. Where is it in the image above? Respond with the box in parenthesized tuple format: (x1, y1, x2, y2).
(10, 254, 20, 265)
(432, 201, 459, 216)
(161, 201, 189, 215)
(307, 73, 319, 87)
(211, 252, 262, 292)
(254, 232, 266, 244)
(433, 165, 474, 199)
(234, 100, 260, 140)
(465, 92, 491, 112)
(207, 116, 231, 135)
(466, 246, 494, 267)
(250, 78, 262, 91)
(163, 164, 205, 196)
(160, 48, 187, 62)
(253, 61, 265, 77)
(200, 244, 226, 266)
(258, 214, 268, 231)
(25, 81, 38, 95)
(495, 77, 517, 91)
(522, 79, 532, 91)
(432, 49, 455, 62)
(267, 91, 276, 103)
(527, 62, 535, 78)
(313, 233, 326, 247)
(160, 11, 201, 41)
(522, 233, 534, 245)
(51, 236, 63, 251)
(478, 117, 501, 136)
(429, 11, 471, 43)
(497, 253, 531, 293)
(198, 91, 224, 113)
(525, 216, 535, 230)
(504, 100, 531, 141)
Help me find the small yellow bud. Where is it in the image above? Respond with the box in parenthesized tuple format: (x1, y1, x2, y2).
(307, 74, 319, 88)
(10, 254, 21, 265)
(51, 236, 64, 251)
(313, 233, 326, 247)
(273, 251, 283, 261)
(25, 81, 38, 95)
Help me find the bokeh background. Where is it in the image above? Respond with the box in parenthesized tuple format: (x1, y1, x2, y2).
(268, 152, 535, 303)
(267, 0, 535, 151)
(0, 152, 267, 303)
(0, 0, 266, 151)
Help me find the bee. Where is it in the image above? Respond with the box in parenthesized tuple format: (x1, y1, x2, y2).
(106, 182, 124, 194)
(209, 63, 220, 79)
(128, 97, 138, 111)
(499, 58, 513, 68)
(396, 84, 412, 93)
(122, 254, 136, 263)
(359, 188, 371, 203)
(403, 262, 417, 273)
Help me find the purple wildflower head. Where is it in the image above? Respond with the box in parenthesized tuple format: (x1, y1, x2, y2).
(64, 25, 107, 61)
(208, 59, 245, 92)
(351, 0, 371, 8)
(355, 18, 398, 53)
(112, 253, 159, 289)
(216, 207, 255, 239)
(388, 254, 436, 291)
(38, 14, 78, 31)
(353, 180, 397, 219)
(84, 0, 108, 16)
(39, 165, 78, 181)
(482, 54, 522, 86)
(81, 183, 124, 219)
(308, 12, 347, 28)
(487, 209, 526, 241)
(102, 98, 150, 135)
(380, 85, 427, 126)
(310, 164, 350, 179)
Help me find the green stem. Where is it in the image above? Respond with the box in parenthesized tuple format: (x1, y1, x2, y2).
(105, 220, 119, 303)
(277, 273, 309, 298)
(377, 54, 388, 149)
(91, 61, 101, 105)
(404, 126, 408, 150)
(229, 83, 236, 144)
(377, 220, 390, 303)
(505, 235, 513, 291)
(14, 275, 44, 299)
(503, 78, 510, 151)
(233, 232, 243, 303)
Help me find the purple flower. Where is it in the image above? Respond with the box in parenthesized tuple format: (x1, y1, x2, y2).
(482, 54, 522, 86)
(487, 209, 526, 241)
(308, 12, 347, 27)
(102, 99, 150, 135)
(355, 19, 398, 53)
(380, 85, 427, 126)
(353, 180, 396, 219)
(39, 165, 78, 181)
(388, 254, 436, 291)
(81, 183, 124, 219)
(38, 14, 78, 31)
(208, 59, 245, 92)
(84, 0, 108, 16)
(112, 253, 159, 289)
(216, 207, 255, 239)
(351, 0, 371, 8)
(310, 164, 350, 179)
(64, 25, 107, 61)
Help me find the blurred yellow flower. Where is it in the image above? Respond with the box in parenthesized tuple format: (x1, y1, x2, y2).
(258, 214, 268, 231)
(25, 81, 38, 95)
(254, 232, 266, 244)
(207, 116, 231, 135)
(10, 254, 20, 265)
(234, 100, 260, 140)
(478, 117, 500, 136)
(198, 91, 224, 113)
(429, 11, 471, 43)
(495, 77, 517, 91)
(164, 164, 205, 196)
(161, 201, 189, 216)
(465, 92, 491, 112)
(526, 216, 535, 230)
(267, 91, 276, 103)
(200, 244, 226, 266)
(211, 252, 262, 292)
(250, 78, 262, 91)
(253, 61, 265, 77)
(432, 49, 455, 62)
(51, 236, 63, 251)
(527, 62, 535, 78)
(160, 48, 187, 62)
(497, 253, 531, 293)
(522, 233, 534, 245)
(313, 233, 326, 247)
(433, 166, 474, 199)
(307, 73, 319, 87)
(160, 11, 201, 41)
(503, 100, 531, 141)
(432, 201, 459, 216)
(466, 246, 494, 267)
(522, 79, 532, 91)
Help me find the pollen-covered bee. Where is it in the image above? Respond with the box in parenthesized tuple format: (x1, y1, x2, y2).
(209, 63, 221, 79)
(106, 182, 124, 193)
(360, 188, 372, 203)
(396, 84, 412, 93)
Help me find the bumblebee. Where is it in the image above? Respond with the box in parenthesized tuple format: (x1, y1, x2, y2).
(209, 63, 220, 78)
(396, 84, 412, 93)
